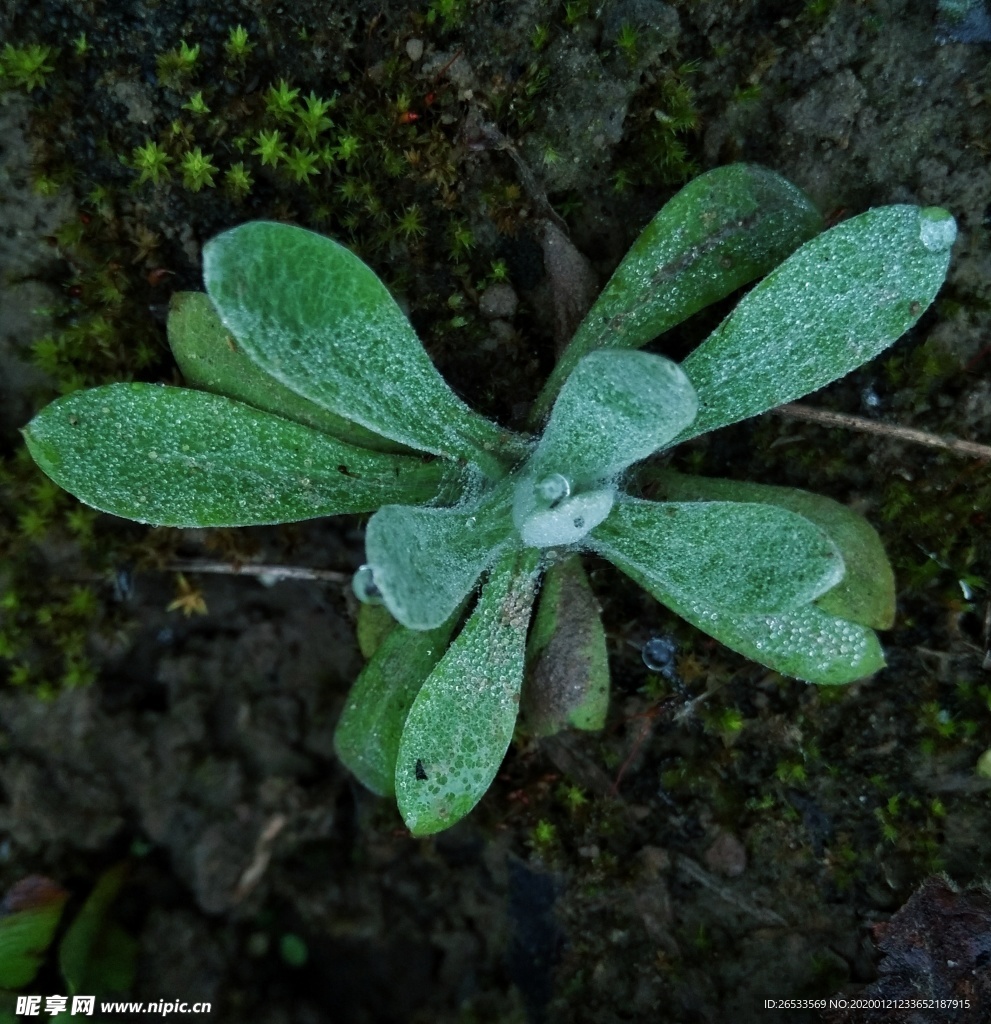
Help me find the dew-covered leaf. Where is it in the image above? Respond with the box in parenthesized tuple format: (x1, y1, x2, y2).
(364, 481, 514, 631)
(334, 609, 464, 797)
(395, 547, 541, 836)
(645, 468, 895, 629)
(0, 876, 69, 989)
(522, 555, 610, 736)
(670, 206, 957, 444)
(530, 351, 698, 485)
(675, 600, 883, 685)
(168, 291, 412, 454)
(531, 163, 822, 423)
(203, 222, 530, 474)
(514, 483, 616, 550)
(589, 498, 845, 615)
(23, 383, 453, 526)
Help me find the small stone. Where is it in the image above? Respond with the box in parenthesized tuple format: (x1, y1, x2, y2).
(703, 832, 747, 877)
(406, 37, 424, 62)
(479, 282, 518, 319)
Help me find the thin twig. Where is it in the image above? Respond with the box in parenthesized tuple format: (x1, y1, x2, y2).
(772, 403, 991, 460)
(163, 559, 350, 584)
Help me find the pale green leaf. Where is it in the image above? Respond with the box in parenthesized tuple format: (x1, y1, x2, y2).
(671, 206, 957, 443)
(529, 351, 698, 485)
(590, 498, 845, 614)
(395, 547, 541, 835)
(644, 468, 895, 629)
(364, 480, 514, 631)
(203, 222, 530, 475)
(522, 555, 610, 736)
(23, 383, 453, 527)
(334, 610, 463, 797)
(168, 291, 413, 454)
(531, 163, 822, 423)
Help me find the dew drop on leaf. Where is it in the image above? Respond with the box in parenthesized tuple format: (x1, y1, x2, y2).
(918, 207, 957, 253)
(352, 564, 384, 605)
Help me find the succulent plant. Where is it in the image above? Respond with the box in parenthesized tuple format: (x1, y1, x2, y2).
(22, 164, 956, 834)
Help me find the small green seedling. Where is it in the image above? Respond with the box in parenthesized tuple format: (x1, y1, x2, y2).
(22, 164, 956, 835)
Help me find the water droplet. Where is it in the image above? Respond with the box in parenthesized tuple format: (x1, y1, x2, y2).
(918, 207, 956, 253)
(534, 473, 570, 506)
(642, 635, 677, 675)
(352, 564, 384, 605)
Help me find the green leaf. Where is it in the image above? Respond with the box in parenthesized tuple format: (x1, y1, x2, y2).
(530, 164, 823, 424)
(364, 480, 514, 630)
(168, 291, 413, 454)
(23, 383, 454, 527)
(203, 222, 530, 475)
(645, 468, 895, 629)
(529, 351, 698, 485)
(589, 498, 845, 615)
(334, 609, 464, 797)
(672, 205, 957, 443)
(522, 555, 610, 736)
(395, 546, 541, 835)
(355, 602, 399, 660)
(0, 876, 69, 989)
(59, 863, 135, 996)
(675, 600, 883, 685)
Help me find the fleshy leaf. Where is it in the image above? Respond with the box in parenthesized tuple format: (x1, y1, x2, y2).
(671, 599, 882, 685)
(529, 351, 698, 485)
(589, 498, 845, 615)
(0, 876, 69, 989)
(334, 609, 464, 797)
(364, 480, 514, 631)
(645, 468, 895, 629)
(168, 291, 412, 454)
(530, 163, 823, 423)
(671, 206, 957, 444)
(203, 221, 530, 475)
(22, 383, 453, 527)
(395, 547, 541, 835)
(522, 555, 610, 736)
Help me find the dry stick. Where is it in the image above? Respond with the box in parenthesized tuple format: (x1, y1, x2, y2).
(164, 559, 350, 584)
(771, 403, 991, 460)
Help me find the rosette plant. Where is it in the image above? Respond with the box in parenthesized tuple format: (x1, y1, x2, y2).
(22, 165, 956, 835)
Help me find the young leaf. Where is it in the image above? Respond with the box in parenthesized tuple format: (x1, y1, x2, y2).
(644, 468, 894, 629)
(334, 609, 464, 797)
(522, 554, 610, 736)
(671, 206, 957, 443)
(530, 163, 823, 424)
(364, 481, 514, 631)
(23, 383, 454, 526)
(589, 498, 845, 615)
(0, 876, 69, 989)
(395, 547, 541, 836)
(528, 351, 698, 486)
(203, 222, 530, 475)
(59, 863, 135, 996)
(168, 291, 413, 455)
